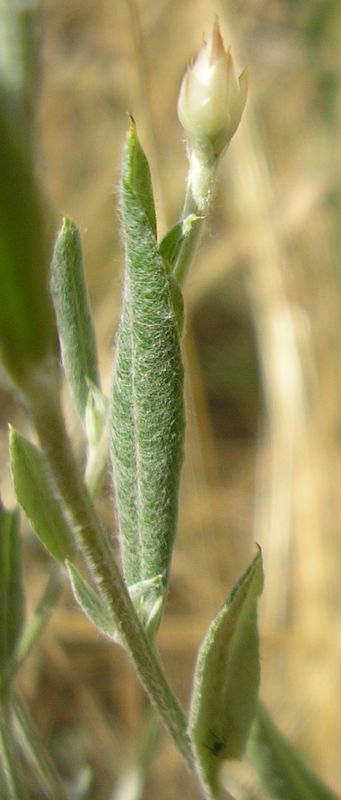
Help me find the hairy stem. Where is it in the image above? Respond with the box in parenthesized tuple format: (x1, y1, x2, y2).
(23, 366, 193, 773)
(173, 154, 218, 286)
(173, 184, 202, 285)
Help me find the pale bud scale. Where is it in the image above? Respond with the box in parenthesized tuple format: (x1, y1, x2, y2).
(177, 19, 247, 164)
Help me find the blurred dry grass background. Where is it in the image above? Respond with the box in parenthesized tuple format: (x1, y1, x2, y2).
(2, 0, 341, 797)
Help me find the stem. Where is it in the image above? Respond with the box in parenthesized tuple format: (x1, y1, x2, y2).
(173, 182, 203, 286)
(0, 701, 29, 800)
(173, 152, 217, 286)
(24, 368, 193, 773)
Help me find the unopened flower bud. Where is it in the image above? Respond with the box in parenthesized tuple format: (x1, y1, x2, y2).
(177, 19, 247, 164)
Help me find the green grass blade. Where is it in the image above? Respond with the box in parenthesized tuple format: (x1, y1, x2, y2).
(248, 703, 339, 800)
(189, 550, 263, 796)
(0, 500, 24, 686)
(0, 705, 29, 800)
(51, 217, 100, 422)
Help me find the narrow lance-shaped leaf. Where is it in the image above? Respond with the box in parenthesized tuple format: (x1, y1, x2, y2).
(0, 499, 25, 685)
(51, 216, 100, 422)
(111, 122, 185, 608)
(189, 549, 263, 797)
(248, 703, 339, 800)
(10, 427, 75, 563)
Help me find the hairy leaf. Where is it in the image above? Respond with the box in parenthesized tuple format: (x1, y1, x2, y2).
(111, 121, 185, 606)
(189, 549, 263, 795)
(51, 217, 100, 422)
(10, 427, 75, 563)
(159, 222, 184, 269)
(159, 214, 201, 271)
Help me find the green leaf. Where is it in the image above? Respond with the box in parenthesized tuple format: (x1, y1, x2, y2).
(248, 703, 339, 800)
(159, 214, 201, 272)
(111, 122, 185, 602)
(0, 499, 25, 684)
(10, 427, 75, 563)
(159, 222, 184, 269)
(0, 102, 55, 388)
(66, 561, 119, 642)
(51, 217, 100, 422)
(122, 117, 157, 236)
(189, 550, 263, 796)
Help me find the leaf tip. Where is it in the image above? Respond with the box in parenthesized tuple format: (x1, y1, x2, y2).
(61, 214, 72, 232)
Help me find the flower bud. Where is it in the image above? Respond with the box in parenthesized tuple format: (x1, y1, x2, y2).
(177, 19, 247, 164)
